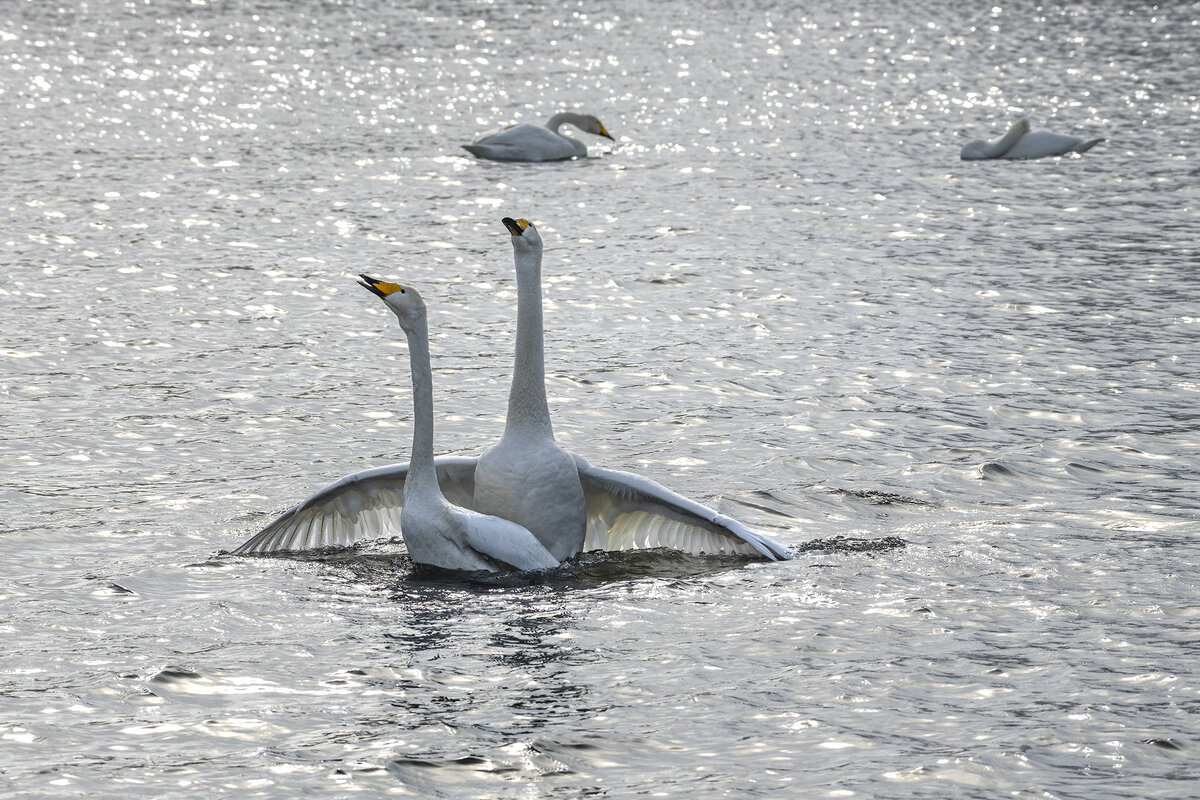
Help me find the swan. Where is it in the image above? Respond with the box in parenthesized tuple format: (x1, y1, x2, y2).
(470, 217, 587, 561)
(960, 118, 1104, 160)
(462, 112, 614, 162)
(352, 276, 558, 573)
(233, 219, 791, 562)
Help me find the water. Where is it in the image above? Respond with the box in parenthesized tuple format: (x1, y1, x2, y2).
(2, 0, 1197, 797)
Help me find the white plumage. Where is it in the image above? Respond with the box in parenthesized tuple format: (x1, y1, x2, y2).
(348, 277, 557, 573)
(961, 118, 1104, 160)
(233, 220, 792, 564)
(469, 217, 587, 562)
(463, 112, 614, 162)
(235, 454, 789, 560)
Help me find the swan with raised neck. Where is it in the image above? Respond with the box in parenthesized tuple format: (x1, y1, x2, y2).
(471, 219, 588, 561)
(357, 275, 558, 573)
(233, 227, 793, 563)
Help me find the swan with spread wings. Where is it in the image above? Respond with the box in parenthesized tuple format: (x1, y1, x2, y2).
(234, 219, 791, 563)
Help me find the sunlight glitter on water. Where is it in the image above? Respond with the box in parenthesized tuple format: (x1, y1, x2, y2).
(3, 0, 1199, 798)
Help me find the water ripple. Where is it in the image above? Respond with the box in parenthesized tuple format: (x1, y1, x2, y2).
(2, 1, 1199, 798)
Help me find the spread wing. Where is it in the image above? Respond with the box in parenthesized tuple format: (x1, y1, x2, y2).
(234, 454, 793, 562)
(573, 456, 793, 561)
(232, 456, 478, 555)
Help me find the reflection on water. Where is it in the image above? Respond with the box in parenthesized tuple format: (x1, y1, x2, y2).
(2, 0, 1199, 798)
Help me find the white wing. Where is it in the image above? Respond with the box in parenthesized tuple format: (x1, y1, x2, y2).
(232, 456, 478, 555)
(573, 456, 793, 561)
(235, 454, 792, 561)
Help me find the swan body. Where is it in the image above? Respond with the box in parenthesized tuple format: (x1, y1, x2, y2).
(463, 112, 613, 162)
(233, 220, 792, 563)
(960, 118, 1103, 160)
(349, 276, 557, 573)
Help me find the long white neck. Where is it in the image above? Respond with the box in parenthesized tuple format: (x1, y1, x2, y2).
(505, 247, 556, 442)
(401, 316, 442, 499)
(546, 112, 583, 135)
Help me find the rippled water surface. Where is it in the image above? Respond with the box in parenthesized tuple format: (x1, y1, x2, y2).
(3, 1, 1198, 797)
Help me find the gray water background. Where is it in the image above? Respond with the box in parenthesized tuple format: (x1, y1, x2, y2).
(2, 0, 1198, 797)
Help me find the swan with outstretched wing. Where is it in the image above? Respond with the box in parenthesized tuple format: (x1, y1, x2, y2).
(235, 455, 790, 560)
(345, 279, 556, 572)
(234, 219, 791, 563)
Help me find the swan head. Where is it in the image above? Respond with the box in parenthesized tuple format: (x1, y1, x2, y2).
(502, 217, 544, 257)
(358, 274, 426, 330)
(580, 114, 614, 140)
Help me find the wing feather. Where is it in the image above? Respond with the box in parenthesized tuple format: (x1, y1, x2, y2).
(233, 456, 478, 555)
(235, 453, 792, 562)
(574, 456, 792, 560)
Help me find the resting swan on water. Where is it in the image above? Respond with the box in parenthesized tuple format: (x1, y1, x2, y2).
(463, 112, 614, 162)
(960, 118, 1104, 160)
(354, 278, 558, 572)
(234, 218, 791, 564)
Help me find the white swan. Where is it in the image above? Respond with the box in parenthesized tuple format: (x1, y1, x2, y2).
(233, 220, 791, 562)
(353, 276, 558, 573)
(470, 218, 587, 561)
(961, 118, 1104, 160)
(463, 112, 614, 162)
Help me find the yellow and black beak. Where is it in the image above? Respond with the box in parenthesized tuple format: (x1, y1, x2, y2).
(358, 274, 404, 298)
(598, 123, 614, 141)
(502, 217, 531, 236)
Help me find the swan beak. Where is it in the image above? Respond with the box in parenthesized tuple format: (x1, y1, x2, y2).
(358, 274, 403, 298)
(502, 217, 531, 236)
(598, 123, 614, 140)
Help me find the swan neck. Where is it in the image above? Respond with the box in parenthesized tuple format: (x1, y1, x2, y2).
(988, 120, 1027, 158)
(546, 112, 581, 134)
(507, 247, 555, 440)
(402, 318, 441, 498)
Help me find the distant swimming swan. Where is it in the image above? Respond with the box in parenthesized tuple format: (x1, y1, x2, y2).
(960, 118, 1104, 160)
(234, 220, 791, 563)
(463, 112, 614, 162)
